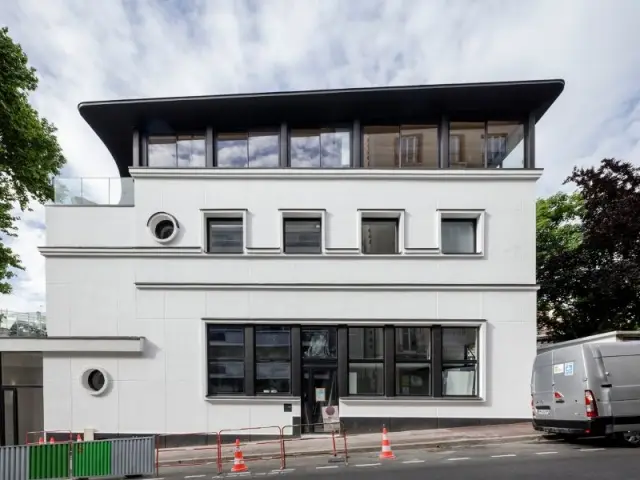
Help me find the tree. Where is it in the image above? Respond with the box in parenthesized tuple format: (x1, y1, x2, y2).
(0, 26, 66, 293)
(537, 159, 640, 342)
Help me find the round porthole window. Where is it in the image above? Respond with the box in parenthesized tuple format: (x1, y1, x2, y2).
(81, 368, 110, 396)
(147, 212, 179, 244)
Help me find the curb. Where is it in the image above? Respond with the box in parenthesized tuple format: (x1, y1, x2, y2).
(158, 433, 546, 467)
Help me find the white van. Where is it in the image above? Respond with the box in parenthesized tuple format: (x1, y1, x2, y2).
(531, 341, 640, 446)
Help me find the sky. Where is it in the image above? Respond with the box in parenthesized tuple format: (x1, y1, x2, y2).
(1, 0, 640, 313)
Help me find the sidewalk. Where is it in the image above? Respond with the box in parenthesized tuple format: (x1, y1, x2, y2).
(157, 422, 543, 467)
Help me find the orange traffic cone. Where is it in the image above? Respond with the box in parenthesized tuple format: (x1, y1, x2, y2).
(230, 439, 248, 473)
(379, 426, 395, 460)
(76, 434, 83, 442)
(49, 437, 55, 444)
(38, 437, 44, 444)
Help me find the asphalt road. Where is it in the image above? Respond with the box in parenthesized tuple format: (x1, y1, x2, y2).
(154, 439, 638, 479)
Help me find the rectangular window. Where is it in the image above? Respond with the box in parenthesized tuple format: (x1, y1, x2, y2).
(207, 218, 244, 253)
(442, 327, 478, 396)
(348, 327, 384, 395)
(290, 128, 351, 168)
(441, 219, 477, 254)
(302, 328, 337, 360)
(361, 218, 398, 254)
(283, 218, 322, 254)
(363, 125, 438, 168)
(216, 131, 279, 168)
(395, 327, 431, 396)
(148, 135, 206, 167)
(207, 326, 245, 395)
(255, 326, 291, 394)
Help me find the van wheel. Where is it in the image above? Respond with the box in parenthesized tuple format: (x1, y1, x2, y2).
(617, 431, 640, 447)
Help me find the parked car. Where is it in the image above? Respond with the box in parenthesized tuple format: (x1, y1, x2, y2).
(531, 340, 640, 446)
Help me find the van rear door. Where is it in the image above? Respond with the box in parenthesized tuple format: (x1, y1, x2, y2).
(532, 352, 555, 420)
(597, 342, 640, 432)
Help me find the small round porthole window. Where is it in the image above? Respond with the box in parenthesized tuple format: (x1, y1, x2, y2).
(81, 368, 109, 396)
(147, 212, 179, 244)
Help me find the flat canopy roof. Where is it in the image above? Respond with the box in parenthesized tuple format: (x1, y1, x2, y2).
(79, 79, 565, 177)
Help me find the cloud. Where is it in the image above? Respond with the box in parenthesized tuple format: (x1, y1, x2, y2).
(1, 0, 640, 311)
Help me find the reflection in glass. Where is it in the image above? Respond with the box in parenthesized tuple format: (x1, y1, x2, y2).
(3, 390, 16, 445)
(283, 219, 322, 254)
(449, 122, 485, 168)
(442, 364, 477, 396)
(442, 327, 478, 396)
(208, 218, 244, 253)
(363, 126, 399, 167)
(361, 219, 398, 254)
(256, 363, 291, 394)
(207, 326, 245, 395)
(216, 131, 280, 168)
(395, 327, 431, 360)
(17, 387, 44, 446)
(487, 122, 524, 168)
(399, 125, 438, 168)
(148, 135, 205, 167)
(290, 129, 350, 168)
(256, 326, 291, 360)
(1, 353, 43, 385)
(443, 327, 477, 361)
(396, 364, 431, 395)
(441, 219, 477, 254)
(302, 328, 337, 359)
(348, 363, 384, 395)
(348, 328, 384, 360)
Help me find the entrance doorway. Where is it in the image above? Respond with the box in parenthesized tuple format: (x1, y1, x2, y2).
(302, 367, 338, 434)
(300, 327, 339, 434)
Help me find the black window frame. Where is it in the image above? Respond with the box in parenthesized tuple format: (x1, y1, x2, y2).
(440, 218, 478, 255)
(254, 326, 293, 396)
(393, 327, 433, 397)
(206, 217, 244, 254)
(441, 327, 479, 398)
(361, 217, 399, 255)
(347, 327, 385, 397)
(283, 217, 323, 254)
(146, 133, 207, 168)
(206, 325, 246, 396)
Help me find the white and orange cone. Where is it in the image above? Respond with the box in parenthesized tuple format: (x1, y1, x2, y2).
(379, 426, 395, 460)
(231, 439, 248, 473)
(76, 434, 83, 442)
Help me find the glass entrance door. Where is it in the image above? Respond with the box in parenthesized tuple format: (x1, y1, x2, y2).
(302, 367, 338, 434)
(1, 388, 18, 446)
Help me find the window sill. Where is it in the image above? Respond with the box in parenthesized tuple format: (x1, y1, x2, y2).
(340, 396, 485, 404)
(205, 395, 301, 404)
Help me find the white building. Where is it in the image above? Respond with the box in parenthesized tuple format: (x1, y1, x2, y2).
(8, 80, 565, 447)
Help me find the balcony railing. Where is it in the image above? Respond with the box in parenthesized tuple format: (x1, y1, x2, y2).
(52, 177, 134, 206)
(0, 310, 47, 338)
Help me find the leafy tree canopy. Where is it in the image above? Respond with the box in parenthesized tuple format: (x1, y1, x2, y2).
(0, 26, 66, 294)
(537, 159, 640, 342)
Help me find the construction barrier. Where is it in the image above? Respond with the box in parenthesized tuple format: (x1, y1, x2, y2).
(0, 436, 156, 479)
(281, 422, 348, 468)
(216, 425, 284, 474)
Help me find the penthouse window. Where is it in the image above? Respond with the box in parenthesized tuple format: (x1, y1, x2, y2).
(147, 135, 206, 167)
(449, 121, 524, 169)
(216, 130, 280, 168)
(289, 128, 351, 168)
(362, 125, 438, 168)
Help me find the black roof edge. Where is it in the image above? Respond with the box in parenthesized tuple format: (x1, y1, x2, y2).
(78, 78, 565, 112)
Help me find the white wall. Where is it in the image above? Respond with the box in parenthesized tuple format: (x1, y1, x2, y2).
(43, 169, 539, 434)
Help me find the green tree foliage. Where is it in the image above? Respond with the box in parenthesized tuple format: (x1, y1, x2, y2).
(537, 159, 640, 341)
(0, 26, 66, 293)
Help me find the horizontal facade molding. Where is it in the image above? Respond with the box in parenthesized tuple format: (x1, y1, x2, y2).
(129, 167, 544, 181)
(338, 397, 487, 405)
(205, 396, 301, 405)
(203, 318, 487, 326)
(137, 282, 538, 292)
(0, 336, 145, 353)
(39, 246, 484, 258)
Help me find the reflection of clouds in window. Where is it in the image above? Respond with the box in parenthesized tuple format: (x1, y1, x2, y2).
(290, 129, 350, 168)
(148, 135, 205, 167)
(217, 132, 279, 168)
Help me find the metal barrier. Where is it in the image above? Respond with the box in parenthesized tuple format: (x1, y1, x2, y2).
(0, 436, 156, 479)
(26, 430, 73, 445)
(216, 425, 284, 474)
(0, 445, 29, 480)
(280, 422, 348, 468)
(155, 432, 219, 468)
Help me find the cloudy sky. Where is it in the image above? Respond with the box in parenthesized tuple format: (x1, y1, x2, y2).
(1, 0, 640, 313)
